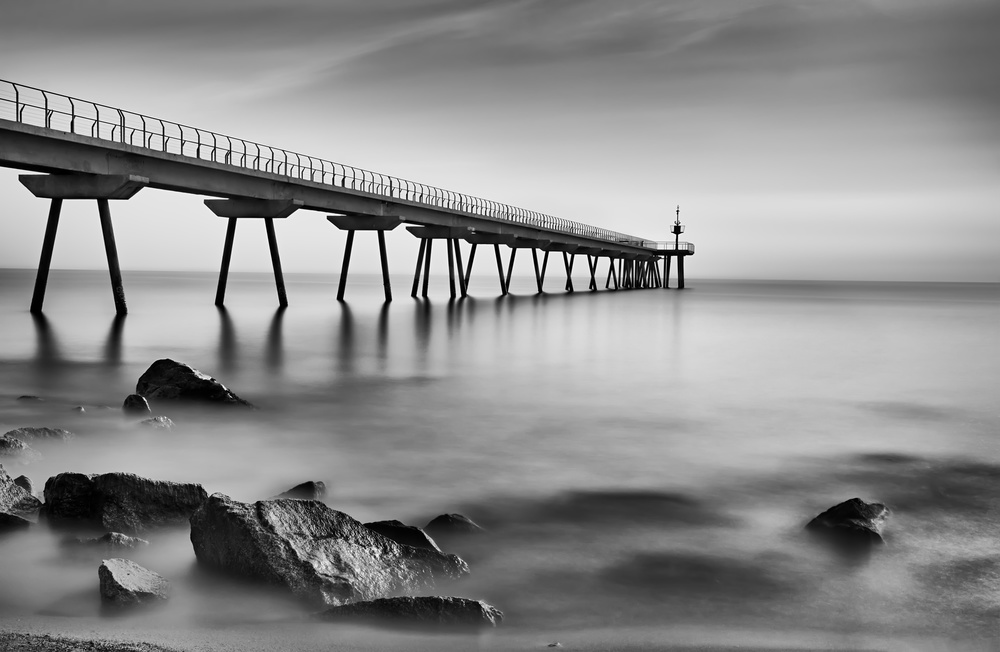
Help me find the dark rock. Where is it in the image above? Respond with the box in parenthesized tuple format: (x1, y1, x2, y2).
(365, 520, 442, 552)
(316, 596, 502, 629)
(72, 406, 86, 413)
(190, 494, 470, 607)
(424, 514, 484, 552)
(98, 558, 170, 606)
(16, 395, 42, 401)
(275, 481, 326, 501)
(72, 532, 150, 550)
(0, 512, 32, 533)
(122, 394, 151, 415)
(13, 475, 32, 494)
(0, 436, 41, 463)
(139, 416, 174, 430)
(44, 472, 208, 533)
(806, 498, 889, 549)
(3, 427, 75, 442)
(0, 465, 42, 516)
(136, 359, 251, 407)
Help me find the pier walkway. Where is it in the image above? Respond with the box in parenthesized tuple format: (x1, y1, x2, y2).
(0, 80, 693, 314)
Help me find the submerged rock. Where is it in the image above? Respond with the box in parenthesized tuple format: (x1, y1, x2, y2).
(136, 359, 252, 407)
(122, 394, 151, 416)
(275, 481, 326, 501)
(190, 494, 469, 607)
(316, 596, 503, 629)
(424, 513, 484, 552)
(0, 512, 32, 533)
(44, 472, 207, 533)
(365, 520, 442, 552)
(3, 427, 75, 442)
(0, 465, 42, 516)
(16, 395, 42, 402)
(98, 558, 170, 606)
(0, 436, 41, 463)
(139, 416, 174, 430)
(71, 532, 150, 550)
(806, 498, 889, 549)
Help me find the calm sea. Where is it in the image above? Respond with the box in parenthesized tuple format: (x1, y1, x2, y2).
(0, 269, 997, 651)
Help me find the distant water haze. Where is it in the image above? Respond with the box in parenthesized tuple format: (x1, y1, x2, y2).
(0, 270, 997, 650)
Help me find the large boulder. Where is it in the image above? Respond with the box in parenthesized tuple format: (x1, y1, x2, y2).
(806, 498, 889, 549)
(0, 465, 42, 516)
(424, 513, 484, 552)
(275, 481, 326, 501)
(190, 494, 470, 607)
(13, 475, 33, 494)
(98, 558, 170, 606)
(44, 472, 207, 533)
(3, 427, 75, 442)
(0, 436, 40, 463)
(136, 359, 251, 407)
(316, 596, 503, 629)
(365, 520, 442, 552)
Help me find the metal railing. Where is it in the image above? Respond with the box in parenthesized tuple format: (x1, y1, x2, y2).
(649, 241, 695, 253)
(0, 79, 671, 250)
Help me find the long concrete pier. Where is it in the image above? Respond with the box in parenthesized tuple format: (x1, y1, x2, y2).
(0, 80, 694, 313)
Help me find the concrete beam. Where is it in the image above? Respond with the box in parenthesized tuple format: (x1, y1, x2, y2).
(19, 173, 148, 200)
(509, 237, 551, 249)
(327, 214, 403, 231)
(463, 232, 516, 246)
(204, 198, 303, 219)
(406, 225, 467, 239)
(575, 246, 606, 256)
(541, 242, 579, 253)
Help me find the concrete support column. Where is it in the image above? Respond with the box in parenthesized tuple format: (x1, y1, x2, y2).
(327, 214, 401, 303)
(29, 199, 63, 314)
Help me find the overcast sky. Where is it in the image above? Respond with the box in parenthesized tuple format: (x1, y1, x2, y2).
(1, 0, 997, 281)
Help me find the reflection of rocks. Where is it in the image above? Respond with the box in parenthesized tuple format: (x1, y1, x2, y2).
(0, 436, 41, 464)
(4, 427, 75, 442)
(275, 481, 326, 500)
(0, 512, 32, 533)
(139, 416, 174, 430)
(806, 498, 888, 548)
(190, 494, 469, 607)
(136, 359, 252, 407)
(99, 559, 170, 607)
(365, 520, 442, 552)
(44, 472, 207, 533)
(122, 394, 151, 415)
(316, 596, 503, 629)
(0, 465, 42, 515)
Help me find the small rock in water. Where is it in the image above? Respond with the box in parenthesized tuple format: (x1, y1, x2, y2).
(13, 475, 32, 494)
(275, 481, 326, 500)
(0, 465, 42, 515)
(98, 558, 170, 607)
(3, 427, 75, 442)
(72, 532, 150, 550)
(548, 643, 563, 648)
(0, 512, 32, 533)
(139, 416, 174, 430)
(0, 436, 41, 464)
(806, 497, 889, 550)
(136, 359, 252, 407)
(122, 394, 151, 416)
(365, 520, 442, 552)
(72, 406, 86, 413)
(316, 596, 503, 629)
(16, 395, 42, 402)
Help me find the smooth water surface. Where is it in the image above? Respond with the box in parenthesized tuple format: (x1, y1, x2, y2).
(0, 269, 997, 651)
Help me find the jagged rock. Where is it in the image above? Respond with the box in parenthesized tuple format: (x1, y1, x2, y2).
(136, 359, 251, 407)
(139, 416, 174, 430)
(0, 465, 42, 516)
(3, 427, 75, 442)
(98, 558, 170, 606)
(0, 437, 41, 463)
(806, 497, 889, 549)
(71, 532, 150, 550)
(190, 494, 470, 607)
(316, 596, 503, 629)
(13, 475, 32, 494)
(275, 481, 326, 501)
(365, 520, 442, 552)
(122, 394, 151, 416)
(44, 472, 207, 533)
(0, 512, 32, 533)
